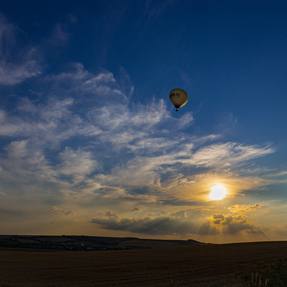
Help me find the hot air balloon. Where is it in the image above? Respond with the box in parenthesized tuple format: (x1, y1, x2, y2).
(169, 88, 188, 111)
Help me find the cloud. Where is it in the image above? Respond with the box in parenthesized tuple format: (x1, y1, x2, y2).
(91, 215, 217, 236)
(49, 23, 69, 46)
(228, 204, 264, 215)
(0, 208, 27, 220)
(0, 15, 41, 85)
(211, 214, 264, 236)
(0, 49, 41, 85)
(189, 143, 274, 168)
(50, 206, 74, 217)
(0, 62, 275, 206)
(0, 98, 76, 146)
(59, 147, 98, 182)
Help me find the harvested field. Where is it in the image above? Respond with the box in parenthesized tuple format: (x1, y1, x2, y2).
(1, 241, 287, 286)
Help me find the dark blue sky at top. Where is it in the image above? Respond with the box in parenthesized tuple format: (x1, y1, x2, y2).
(1, 0, 287, 168)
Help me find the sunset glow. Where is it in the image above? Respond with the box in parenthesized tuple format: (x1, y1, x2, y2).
(209, 184, 228, 201)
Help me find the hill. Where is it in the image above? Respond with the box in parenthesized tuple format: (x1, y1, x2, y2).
(0, 235, 203, 251)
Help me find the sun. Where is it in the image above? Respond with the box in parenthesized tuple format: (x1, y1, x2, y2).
(208, 183, 228, 201)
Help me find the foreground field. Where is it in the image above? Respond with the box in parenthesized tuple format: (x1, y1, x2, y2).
(1, 241, 287, 286)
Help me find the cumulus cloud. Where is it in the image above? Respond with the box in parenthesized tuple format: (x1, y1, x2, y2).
(91, 215, 217, 236)
(228, 204, 264, 215)
(211, 214, 264, 236)
(0, 15, 41, 85)
(90, 208, 265, 238)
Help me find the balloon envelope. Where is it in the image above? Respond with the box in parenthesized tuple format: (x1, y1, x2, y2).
(169, 88, 188, 110)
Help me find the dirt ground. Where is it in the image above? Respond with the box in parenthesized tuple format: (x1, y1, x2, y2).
(1, 242, 287, 286)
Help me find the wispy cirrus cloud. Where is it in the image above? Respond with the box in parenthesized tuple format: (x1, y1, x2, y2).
(59, 147, 98, 182)
(0, 63, 274, 194)
(0, 15, 41, 85)
(189, 143, 274, 168)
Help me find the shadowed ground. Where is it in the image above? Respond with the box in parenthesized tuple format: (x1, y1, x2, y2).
(1, 239, 287, 286)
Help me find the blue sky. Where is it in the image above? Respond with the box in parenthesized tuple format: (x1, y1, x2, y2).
(0, 0, 286, 242)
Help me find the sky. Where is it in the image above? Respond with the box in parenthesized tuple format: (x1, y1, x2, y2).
(0, 0, 286, 243)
